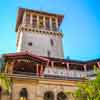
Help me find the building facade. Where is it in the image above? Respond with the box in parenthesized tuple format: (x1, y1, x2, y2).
(0, 8, 100, 100)
(16, 8, 64, 58)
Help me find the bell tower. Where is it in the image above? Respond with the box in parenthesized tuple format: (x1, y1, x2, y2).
(16, 8, 64, 58)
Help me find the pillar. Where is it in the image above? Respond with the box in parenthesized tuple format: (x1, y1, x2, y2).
(46, 61, 49, 67)
(66, 62, 70, 77)
(30, 14, 33, 27)
(50, 17, 52, 31)
(7, 61, 14, 74)
(37, 15, 39, 28)
(22, 11, 27, 25)
(5, 61, 9, 73)
(56, 18, 58, 31)
(40, 64, 44, 76)
(51, 61, 54, 67)
(36, 64, 39, 76)
(9, 61, 15, 74)
(83, 64, 87, 77)
(43, 16, 45, 29)
(97, 62, 100, 69)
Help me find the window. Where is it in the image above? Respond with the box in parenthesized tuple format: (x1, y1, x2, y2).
(32, 15, 37, 28)
(44, 91, 54, 100)
(45, 17, 50, 30)
(39, 16, 44, 28)
(20, 88, 28, 100)
(50, 39, 54, 46)
(52, 18, 57, 31)
(47, 50, 51, 57)
(28, 42, 32, 46)
(58, 18, 61, 27)
(57, 92, 67, 100)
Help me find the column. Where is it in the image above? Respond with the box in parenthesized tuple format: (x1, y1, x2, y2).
(97, 62, 100, 69)
(56, 18, 58, 31)
(30, 14, 33, 27)
(51, 61, 54, 75)
(46, 61, 49, 67)
(5, 62, 9, 73)
(43, 16, 45, 30)
(36, 64, 39, 76)
(50, 17, 52, 31)
(37, 15, 39, 29)
(40, 64, 44, 76)
(7, 61, 15, 74)
(83, 64, 87, 77)
(51, 61, 54, 67)
(10, 61, 15, 74)
(22, 11, 27, 25)
(66, 62, 70, 77)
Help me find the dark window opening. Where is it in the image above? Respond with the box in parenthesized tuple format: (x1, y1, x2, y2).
(87, 64, 94, 71)
(45, 17, 50, 30)
(57, 92, 67, 100)
(50, 39, 54, 46)
(52, 18, 57, 31)
(13, 60, 37, 75)
(28, 42, 32, 46)
(69, 64, 84, 71)
(20, 88, 28, 98)
(26, 14, 30, 25)
(32, 15, 37, 28)
(44, 91, 54, 100)
(47, 50, 51, 57)
(39, 16, 44, 28)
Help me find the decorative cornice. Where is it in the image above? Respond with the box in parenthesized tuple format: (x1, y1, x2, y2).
(18, 24, 63, 37)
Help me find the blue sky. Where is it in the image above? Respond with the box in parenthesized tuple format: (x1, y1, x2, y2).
(0, 0, 100, 60)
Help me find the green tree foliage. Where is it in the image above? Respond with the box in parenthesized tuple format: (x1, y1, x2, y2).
(0, 73, 11, 100)
(74, 67, 100, 100)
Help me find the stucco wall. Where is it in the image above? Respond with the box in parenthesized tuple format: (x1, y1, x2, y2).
(11, 78, 78, 100)
(17, 31, 64, 58)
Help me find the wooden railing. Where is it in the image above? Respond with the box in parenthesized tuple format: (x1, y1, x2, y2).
(12, 70, 96, 80)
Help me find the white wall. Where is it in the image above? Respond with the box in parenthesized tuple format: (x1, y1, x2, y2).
(16, 32, 23, 52)
(17, 31, 64, 58)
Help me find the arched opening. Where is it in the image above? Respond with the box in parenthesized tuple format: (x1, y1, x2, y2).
(0, 86, 2, 100)
(57, 92, 67, 100)
(44, 91, 54, 100)
(19, 88, 28, 100)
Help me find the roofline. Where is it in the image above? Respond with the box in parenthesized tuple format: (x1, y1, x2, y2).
(3, 52, 49, 62)
(2, 52, 100, 65)
(15, 7, 64, 32)
(20, 7, 64, 17)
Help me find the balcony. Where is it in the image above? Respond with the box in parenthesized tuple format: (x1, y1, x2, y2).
(12, 70, 96, 80)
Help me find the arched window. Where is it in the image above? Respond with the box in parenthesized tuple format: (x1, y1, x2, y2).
(57, 92, 67, 100)
(44, 91, 54, 100)
(19, 88, 28, 100)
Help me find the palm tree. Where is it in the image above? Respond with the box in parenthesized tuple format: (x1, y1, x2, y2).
(0, 73, 11, 100)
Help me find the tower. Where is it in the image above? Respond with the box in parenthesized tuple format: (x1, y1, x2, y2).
(16, 8, 64, 58)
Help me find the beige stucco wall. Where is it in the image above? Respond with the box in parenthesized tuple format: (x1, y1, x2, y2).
(11, 77, 78, 100)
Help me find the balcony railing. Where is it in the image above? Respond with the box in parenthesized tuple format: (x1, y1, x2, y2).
(12, 70, 96, 80)
(13, 71, 36, 76)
